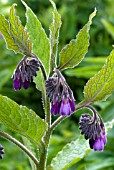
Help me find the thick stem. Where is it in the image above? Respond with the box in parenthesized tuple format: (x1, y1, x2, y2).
(38, 95, 51, 169)
(38, 129, 51, 170)
(0, 131, 39, 167)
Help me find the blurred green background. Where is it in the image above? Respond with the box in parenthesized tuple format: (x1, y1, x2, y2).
(0, 0, 114, 169)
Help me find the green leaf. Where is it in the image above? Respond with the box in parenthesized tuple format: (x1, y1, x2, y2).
(22, 0, 50, 77)
(48, 119, 114, 170)
(49, 136, 90, 170)
(84, 50, 114, 103)
(33, 70, 45, 92)
(9, 4, 32, 54)
(49, 0, 62, 72)
(65, 65, 102, 78)
(102, 19, 114, 39)
(0, 95, 47, 144)
(58, 8, 97, 70)
(0, 4, 32, 54)
(0, 14, 18, 52)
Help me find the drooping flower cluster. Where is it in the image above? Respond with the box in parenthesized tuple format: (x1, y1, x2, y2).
(46, 69, 75, 116)
(12, 56, 40, 90)
(79, 111, 107, 152)
(0, 145, 4, 159)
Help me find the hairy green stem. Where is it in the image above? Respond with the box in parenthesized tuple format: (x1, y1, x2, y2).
(0, 131, 39, 167)
(38, 94, 51, 169)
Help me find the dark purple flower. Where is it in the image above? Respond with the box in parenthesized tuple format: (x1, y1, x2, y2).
(69, 99, 75, 112)
(51, 97, 60, 116)
(46, 69, 75, 116)
(12, 56, 39, 90)
(0, 145, 4, 159)
(13, 77, 21, 90)
(79, 112, 107, 152)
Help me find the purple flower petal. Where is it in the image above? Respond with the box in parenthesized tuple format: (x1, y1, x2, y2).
(51, 98, 60, 116)
(14, 77, 21, 90)
(69, 99, 75, 111)
(60, 99, 71, 116)
(23, 80, 30, 89)
(93, 138, 104, 151)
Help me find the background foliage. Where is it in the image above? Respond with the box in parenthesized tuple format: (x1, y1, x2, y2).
(0, 0, 114, 169)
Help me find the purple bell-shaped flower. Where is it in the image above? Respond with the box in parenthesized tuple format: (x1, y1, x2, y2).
(46, 69, 75, 116)
(12, 56, 39, 90)
(79, 110, 107, 152)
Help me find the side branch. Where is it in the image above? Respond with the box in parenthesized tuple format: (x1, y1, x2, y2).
(0, 131, 39, 166)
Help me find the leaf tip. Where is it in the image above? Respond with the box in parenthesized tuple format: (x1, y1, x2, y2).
(21, 0, 28, 9)
(49, 0, 56, 9)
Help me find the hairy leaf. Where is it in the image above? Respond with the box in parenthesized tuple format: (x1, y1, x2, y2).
(0, 14, 18, 52)
(49, 0, 62, 72)
(49, 136, 90, 170)
(84, 50, 114, 102)
(22, 0, 50, 77)
(9, 4, 32, 54)
(58, 8, 97, 70)
(0, 5, 32, 54)
(0, 95, 47, 144)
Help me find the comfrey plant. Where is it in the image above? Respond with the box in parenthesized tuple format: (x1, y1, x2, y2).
(0, 1, 114, 169)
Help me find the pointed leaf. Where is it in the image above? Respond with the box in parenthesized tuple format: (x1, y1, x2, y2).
(0, 4, 32, 54)
(49, 0, 62, 72)
(58, 8, 97, 70)
(22, 0, 50, 77)
(0, 95, 47, 144)
(0, 14, 18, 52)
(9, 4, 32, 54)
(84, 50, 114, 102)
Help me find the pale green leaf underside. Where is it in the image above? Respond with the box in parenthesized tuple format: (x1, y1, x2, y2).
(49, 119, 114, 170)
(84, 49, 114, 102)
(59, 8, 97, 70)
(50, 136, 90, 170)
(22, 0, 50, 77)
(0, 4, 32, 54)
(0, 95, 47, 144)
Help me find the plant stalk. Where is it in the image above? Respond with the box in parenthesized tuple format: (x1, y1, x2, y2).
(0, 131, 39, 167)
